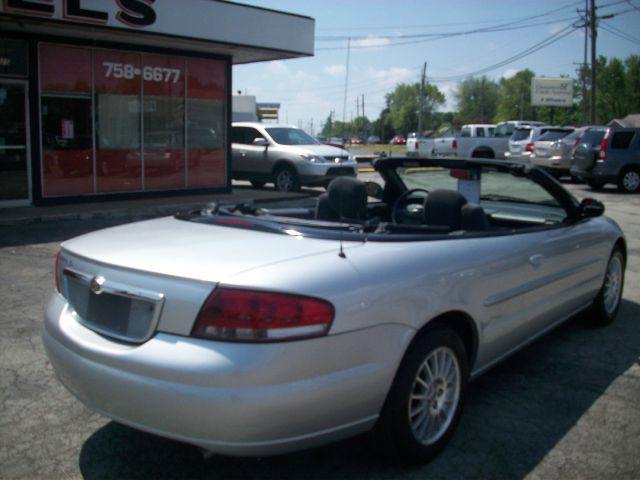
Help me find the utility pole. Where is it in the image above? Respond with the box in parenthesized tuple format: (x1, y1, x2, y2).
(581, 0, 588, 123)
(362, 94, 365, 119)
(417, 62, 427, 135)
(590, 0, 597, 124)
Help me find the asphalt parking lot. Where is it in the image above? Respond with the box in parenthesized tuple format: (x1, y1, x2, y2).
(1, 179, 639, 480)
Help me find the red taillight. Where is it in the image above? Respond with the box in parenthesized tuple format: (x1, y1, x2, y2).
(599, 129, 610, 161)
(55, 250, 61, 293)
(571, 133, 583, 156)
(525, 142, 534, 153)
(415, 141, 419, 150)
(452, 139, 458, 150)
(191, 287, 334, 342)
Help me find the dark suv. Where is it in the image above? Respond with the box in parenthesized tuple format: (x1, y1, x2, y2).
(571, 127, 640, 193)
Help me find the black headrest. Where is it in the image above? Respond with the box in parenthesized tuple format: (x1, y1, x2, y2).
(423, 189, 468, 230)
(316, 177, 367, 221)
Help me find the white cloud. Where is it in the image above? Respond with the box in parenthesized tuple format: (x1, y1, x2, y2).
(324, 65, 346, 77)
(367, 67, 413, 87)
(501, 68, 518, 79)
(267, 61, 289, 75)
(353, 36, 391, 48)
(548, 23, 565, 35)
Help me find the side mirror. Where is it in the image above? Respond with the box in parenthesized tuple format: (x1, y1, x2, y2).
(580, 198, 605, 218)
(253, 138, 269, 147)
(364, 181, 383, 200)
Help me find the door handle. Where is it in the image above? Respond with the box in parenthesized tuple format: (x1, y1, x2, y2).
(529, 254, 544, 267)
(240, 152, 247, 157)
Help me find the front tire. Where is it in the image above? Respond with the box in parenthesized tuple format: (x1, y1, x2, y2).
(617, 168, 640, 193)
(372, 328, 468, 462)
(273, 165, 300, 192)
(588, 246, 625, 325)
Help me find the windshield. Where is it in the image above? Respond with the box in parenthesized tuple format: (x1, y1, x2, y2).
(511, 129, 531, 141)
(266, 128, 320, 145)
(537, 129, 573, 142)
(581, 128, 606, 146)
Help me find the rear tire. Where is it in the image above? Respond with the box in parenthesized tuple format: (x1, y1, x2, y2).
(588, 246, 625, 326)
(617, 168, 640, 193)
(371, 327, 468, 463)
(273, 165, 300, 192)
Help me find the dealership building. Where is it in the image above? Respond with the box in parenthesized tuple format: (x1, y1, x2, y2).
(0, 0, 313, 206)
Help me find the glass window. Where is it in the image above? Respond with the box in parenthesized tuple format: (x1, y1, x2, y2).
(40, 45, 93, 196)
(39, 44, 227, 197)
(476, 128, 485, 137)
(94, 50, 142, 192)
(186, 58, 226, 188)
(581, 128, 606, 146)
(610, 131, 635, 149)
(266, 127, 317, 145)
(0, 38, 28, 77)
(142, 54, 185, 190)
(537, 129, 572, 142)
(511, 129, 531, 141)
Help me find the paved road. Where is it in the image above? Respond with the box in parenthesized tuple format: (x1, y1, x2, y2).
(1, 181, 638, 479)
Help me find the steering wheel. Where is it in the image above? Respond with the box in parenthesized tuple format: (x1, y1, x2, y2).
(391, 188, 429, 224)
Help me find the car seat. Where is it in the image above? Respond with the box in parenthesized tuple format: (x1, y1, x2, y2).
(315, 177, 368, 222)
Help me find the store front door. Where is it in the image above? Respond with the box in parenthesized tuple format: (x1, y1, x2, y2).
(0, 81, 30, 205)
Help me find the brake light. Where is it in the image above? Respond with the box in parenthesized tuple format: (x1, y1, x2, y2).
(571, 133, 583, 156)
(525, 142, 534, 153)
(599, 129, 610, 161)
(452, 139, 457, 150)
(191, 287, 334, 342)
(415, 141, 419, 150)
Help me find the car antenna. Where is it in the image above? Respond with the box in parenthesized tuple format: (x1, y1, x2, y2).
(338, 188, 347, 259)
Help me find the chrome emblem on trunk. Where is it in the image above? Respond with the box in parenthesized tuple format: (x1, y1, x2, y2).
(90, 275, 105, 294)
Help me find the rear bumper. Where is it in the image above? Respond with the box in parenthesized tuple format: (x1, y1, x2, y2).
(43, 293, 409, 456)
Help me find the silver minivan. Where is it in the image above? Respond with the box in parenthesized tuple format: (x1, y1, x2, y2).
(232, 122, 357, 192)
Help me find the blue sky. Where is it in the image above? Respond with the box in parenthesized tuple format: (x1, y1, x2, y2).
(233, 0, 640, 134)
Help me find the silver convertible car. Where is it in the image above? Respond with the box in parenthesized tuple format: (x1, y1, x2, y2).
(43, 157, 626, 462)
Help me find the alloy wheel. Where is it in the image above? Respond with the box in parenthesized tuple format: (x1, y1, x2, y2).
(408, 346, 461, 446)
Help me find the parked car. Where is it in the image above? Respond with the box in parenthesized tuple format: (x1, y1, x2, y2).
(571, 127, 640, 193)
(390, 135, 406, 145)
(504, 125, 554, 164)
(366, 135, 381, 144)
(529, 127, 576, 177)
(433, 123, 496, 157)
(433, 121, 545, 159)
(231, 122, 357, 192)
(44, 156, 626, 463)
(406, 132, 436, 157)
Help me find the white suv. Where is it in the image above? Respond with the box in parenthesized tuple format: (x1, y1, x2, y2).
(231, 122, 357, 192)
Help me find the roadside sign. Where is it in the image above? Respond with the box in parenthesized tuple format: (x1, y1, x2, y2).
(531, 77, 573, 107)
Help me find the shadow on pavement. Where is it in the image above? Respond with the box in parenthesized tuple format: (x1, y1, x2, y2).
(78, 300, 640, 480)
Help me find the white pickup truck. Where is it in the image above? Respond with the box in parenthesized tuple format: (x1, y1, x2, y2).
(432, 121, 546, 159)
(406, 133, 436, 158)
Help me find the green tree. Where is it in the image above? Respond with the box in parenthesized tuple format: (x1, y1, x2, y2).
(385, 82, 445, 135)
(495, 69, 536, 121)
(454, 76, 499, 124)
(596, 56, 626, 123)
(625, 55, 640, 114)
